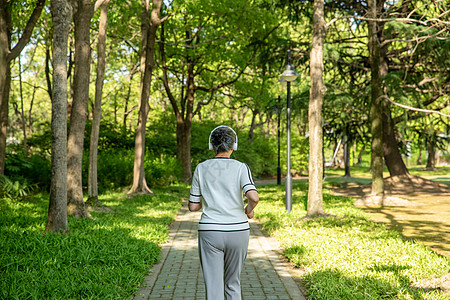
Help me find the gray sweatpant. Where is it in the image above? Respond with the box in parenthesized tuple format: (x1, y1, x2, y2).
(198, 230, 250, 300)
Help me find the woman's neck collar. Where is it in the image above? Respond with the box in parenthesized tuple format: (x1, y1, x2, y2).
(215, 150, 233, 158)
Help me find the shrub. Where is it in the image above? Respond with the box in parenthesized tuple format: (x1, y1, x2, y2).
(145, 153, 182, 187)
(83, 149, 134, 191)
(0, 175, 34, 201)
(5, 152, 50, 191)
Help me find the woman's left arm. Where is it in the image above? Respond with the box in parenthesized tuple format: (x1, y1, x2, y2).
(188, 201, 202, 212)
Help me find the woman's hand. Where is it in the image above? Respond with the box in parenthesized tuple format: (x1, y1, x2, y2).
(245, 190, 259, 219)
(245, 205, 254, 219)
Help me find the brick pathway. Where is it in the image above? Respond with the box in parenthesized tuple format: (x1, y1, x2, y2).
(134, 203, 306, 300)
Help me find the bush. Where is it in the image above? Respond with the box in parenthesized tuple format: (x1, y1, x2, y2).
(5, 152, 50, 191)
(82, 149, 183, 190)
(0, 176, 34, 201)
(145, 153, 182, 187)
(83, 149, 134, 191)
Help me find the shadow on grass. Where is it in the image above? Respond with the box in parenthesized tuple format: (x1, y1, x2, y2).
(302, 267, 430, 300)
(364, 207, 450, 256)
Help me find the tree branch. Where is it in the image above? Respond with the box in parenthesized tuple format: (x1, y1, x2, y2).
(380, 27, 449, 47)
(380, 95, 450, 118)
(8, 0, 45, 61)
(94, 0, 109, 12)
(326, 15, 450, 29)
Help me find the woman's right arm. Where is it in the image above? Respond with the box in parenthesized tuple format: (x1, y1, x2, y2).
(245, 190, 259, 219)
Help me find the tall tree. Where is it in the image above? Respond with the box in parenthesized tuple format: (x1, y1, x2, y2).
(307, 0, 326, 217)
(158, 0, 275, 182)
(67, 0, 105, 217)
(368, 0, 385, 197)
(46, 0, 72, 233)
(88, 0, 110, 204)
(0, 0, 45, 175)
(129, 0, 169, 194)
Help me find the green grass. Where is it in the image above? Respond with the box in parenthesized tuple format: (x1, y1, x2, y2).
(0, 185, 187, 299)
(256, 182, 450, 300)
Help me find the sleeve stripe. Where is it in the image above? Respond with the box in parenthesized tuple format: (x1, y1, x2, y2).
(244, 188, 257, 195)
(242, 183, 255, 189)
(190, 193, 202, 197)
(244, 163, 254, 185)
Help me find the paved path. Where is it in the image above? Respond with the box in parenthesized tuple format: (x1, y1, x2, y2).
(134, 203, 306, 300)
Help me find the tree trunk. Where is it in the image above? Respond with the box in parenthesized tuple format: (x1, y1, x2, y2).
(45, 44, 53, 101)
(0, 2, 8, 171)
(0, 55, 10, 176)
(307, 0, 326, 217)
(46, 0, 71, 234)
(18, 57, 28, 153)
(0, 0, 45, 174)
(426, 138, 436, 169)
(67, 0, 94, 218)
(160, 22, 194, 183)
(382, 103, 410, 176)
(417, 146, 423, 165)
(378, 20, 409, 178)
(177, 117, 192, 182)
(343, 129, 351, 177)
(88, 0, 109, 204)
(129, 0, 165, 194)
(248, 109, 258, 142)
(368, 0, 385, 196)
(177, 60, 195, 183)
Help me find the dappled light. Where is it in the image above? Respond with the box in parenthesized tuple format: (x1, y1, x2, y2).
(1, 0, 448, 299)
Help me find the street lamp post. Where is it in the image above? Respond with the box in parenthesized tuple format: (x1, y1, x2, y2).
(279, 50, 299, 213)
(277, 95, 281, 185)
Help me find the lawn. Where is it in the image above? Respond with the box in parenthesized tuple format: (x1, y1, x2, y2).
(2, 176, 449, 299)
(0, 185, 187, 299)
(256, 182, 450, 300)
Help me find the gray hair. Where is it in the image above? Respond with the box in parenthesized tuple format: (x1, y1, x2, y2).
(210, 126, 235, 153)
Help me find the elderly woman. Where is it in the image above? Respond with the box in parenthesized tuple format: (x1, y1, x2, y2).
(189, 125, 259, 300)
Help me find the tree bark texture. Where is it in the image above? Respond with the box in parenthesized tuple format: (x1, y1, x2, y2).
(0, 0, 45, 174)
(343, 129, 351, 177)
(379, 26, 410, 177)
(0, 0, 9, 173)
(88, 0, 110, 204)
(426, 138, 436, 169)
(160, 24, 195, 183)
(67, 0, 94, 217)
(307, 0, 326, 217)
(368, 0, 385, 196)
(46, 0, 72, 234)
(382, 103, 410, 176)
(172, 59, 195, 183)
(130, 0, 164, 193)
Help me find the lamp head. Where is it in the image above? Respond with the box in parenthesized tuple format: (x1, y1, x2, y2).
(278, 78, 287, 89)
(280, 63, 299, 82)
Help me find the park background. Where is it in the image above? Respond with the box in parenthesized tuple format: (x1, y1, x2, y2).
(1, 0, 449, 299)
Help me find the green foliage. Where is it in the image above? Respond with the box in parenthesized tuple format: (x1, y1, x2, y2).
(81, 149, 182, 190)
(256, 182, 450, 300)
(5, 152, 33, 174)
(5, 152, 50, 191)
(85, 121, 136, 150)
(26, 122, 53, 153)
(0, 176, 34, 201)
(145, 153, 182, 187)
(0, 185, 186, 299)
(190, 121, 309, 178)
(83, 149, 134, 191)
